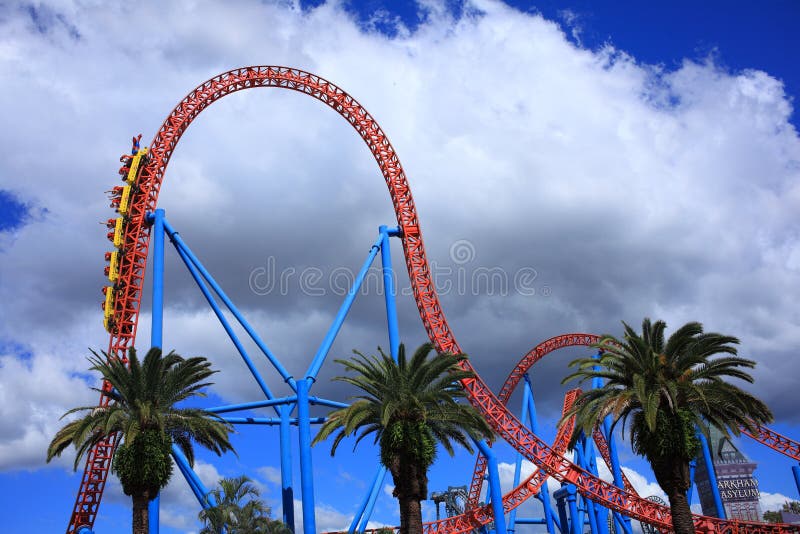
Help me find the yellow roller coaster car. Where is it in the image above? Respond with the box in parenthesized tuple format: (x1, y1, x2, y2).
(107, 250, 119, 282)
(118, 185, 132, 216)
(113, 217, 124, 248)
(102, 286, 115, 331)
(125, 147, 148, 185)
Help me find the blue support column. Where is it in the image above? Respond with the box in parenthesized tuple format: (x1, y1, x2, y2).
(347, 226, 396, 533)
(593, 351, 630, 534)
(297, 378, 316, 534)
(793, 465, 800, 500)
(580, 438, 604, 534)
(379, 226, 401, 360)
(524, 375, 557, 534)
(357, 467, 388, 533)
(688, 459, 696, 504)
(554, 486, 571, 534)
(554, 485, 581, 534)
(279, 405, 296, 532)
(698, 431, 726, 519)
(475, 439, 507, 534)
(571, 440, 587, 533)
(350, 466, 387, 533)
(509, 380, 532, 533)
(149, 209, 165, 534)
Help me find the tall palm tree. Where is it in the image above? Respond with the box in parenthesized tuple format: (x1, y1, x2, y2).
(313, 343, 494, 534)
(199, 475, 291, 534)
(560, 319, 773, 534)
(47, 347, 235, 534)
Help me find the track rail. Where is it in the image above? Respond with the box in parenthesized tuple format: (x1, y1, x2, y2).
(72, 66, 800, 534)
(466, 334, 601, 509)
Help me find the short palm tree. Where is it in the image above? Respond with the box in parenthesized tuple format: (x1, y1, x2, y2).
(560, 319, 773, 534)
(47, 347, 235, 534)
(313, 343, 494, 534)
(199, 475, 291, 534)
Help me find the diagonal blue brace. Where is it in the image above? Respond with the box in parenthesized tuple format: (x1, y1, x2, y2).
(305, 231, 386, 383)
(160, 216, 296, 393)
(475, 438, 507, 534)
(172, 444, 215, 509)
(163, 219, 277, 402)
(523, 374, 558, 533)
(593, 351, 631, 534)
(349, 226, 402, 533)
(698, 430, 726, 519)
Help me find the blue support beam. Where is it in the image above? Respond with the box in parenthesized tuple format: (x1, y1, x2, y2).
(524, 375, 557, 534)
(379, 225, 402, 360)
(306, 233, 383, 382)
(221, 416, 325, 425)
(698, 430, 726, 519)
(357, 467, 388, 533)
(793, 465, 800, 500)
(554, 485, 581, 534)
(279, 405, 295, 532)
(166, 221, 276, 401)
(475, 439, 507, 534)
(509, 378, 532, 533)
(350, 228, 400, 532)
(149, 209, 165, 534)
(297, 378, 316, 534)
(208, 397, 298, 414)
(308, 397, 350, 410)
(554, 486, 571, 534)
(172, 444, 215, 511)
(592, 352, 630, 534)
(163, 217, 296, 393)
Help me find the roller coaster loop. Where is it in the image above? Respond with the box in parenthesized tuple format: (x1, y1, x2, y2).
(72, 66, 800, 534)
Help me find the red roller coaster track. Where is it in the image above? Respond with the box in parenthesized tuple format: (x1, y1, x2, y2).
(71, 66, 800, 534)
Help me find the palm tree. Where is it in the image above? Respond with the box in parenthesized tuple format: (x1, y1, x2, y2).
(47, 347, 235, 534)
(312, 343, 494, 534)
(560, 319, 773, 534)
(199, 475, 291, 534)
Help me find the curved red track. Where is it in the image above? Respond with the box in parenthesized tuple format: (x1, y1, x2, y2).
(72, 66, 800, 534)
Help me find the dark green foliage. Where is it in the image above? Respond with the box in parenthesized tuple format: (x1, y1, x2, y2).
(783, 501, 800, 514)
(764, 501, 800, 523)
(763, 510, 783, 523)
(560, 319, 773, 534)
(199, 475, 291, 534)
(313, 343, 493, 534)
(631, 409, 699, 464)
(113, 429, 173, 497)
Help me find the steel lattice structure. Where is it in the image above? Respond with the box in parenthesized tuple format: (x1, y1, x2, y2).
(72, 66, 800, 534)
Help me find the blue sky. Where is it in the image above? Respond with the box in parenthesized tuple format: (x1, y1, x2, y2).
(1, 1, 799, 533)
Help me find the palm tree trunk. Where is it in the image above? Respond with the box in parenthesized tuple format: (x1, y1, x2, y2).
(666, 487, 696, 534)
(653, 458, 695, 534)
(389, 454, 426, 534)
(404, 498, 423, 534)
(132, 491, 150, 534)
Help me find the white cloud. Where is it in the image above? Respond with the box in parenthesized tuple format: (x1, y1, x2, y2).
(258, 465, 283, 486)
(760, 491, 797, 514)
